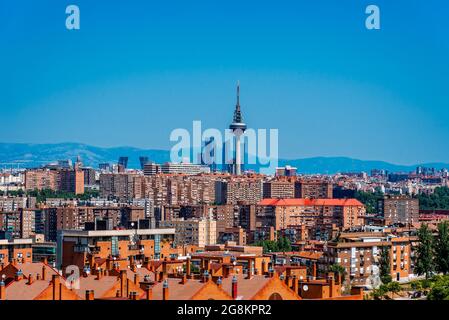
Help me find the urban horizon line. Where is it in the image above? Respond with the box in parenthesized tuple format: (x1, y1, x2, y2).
(1, 140, 449, 169)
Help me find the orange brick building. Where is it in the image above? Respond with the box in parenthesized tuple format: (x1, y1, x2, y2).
(257, 198, 366, 239)
(57, 228, 176, 271)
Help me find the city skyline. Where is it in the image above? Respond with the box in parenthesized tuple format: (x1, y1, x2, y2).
(1, 0, 449, 165)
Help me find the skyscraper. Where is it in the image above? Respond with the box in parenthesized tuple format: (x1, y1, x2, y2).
(118, 157, 129, 169)
(139, 156, 149, 170)
(229, 81, 247, 175)
(203, 136, 217, 172)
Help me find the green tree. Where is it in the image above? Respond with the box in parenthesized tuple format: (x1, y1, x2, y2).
(410, 280, 422, 291)
(434, 221, 449, 274)
(329, 263, 346, 282)
(371, 284, 389, 300)
(415, 224, 435, 279)
(386, 281, 402, 298)
(254, 237, 292, 253)
(417, 186, 449, 210)
(354, 190, 384, 214)
(427, 275, 449, 300)
(380, 246, 392, 284)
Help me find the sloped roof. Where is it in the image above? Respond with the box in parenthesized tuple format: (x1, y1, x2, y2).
(5, 279, 52, 300)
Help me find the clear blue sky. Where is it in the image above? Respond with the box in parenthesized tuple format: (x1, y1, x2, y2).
(1, 0, 448, 164)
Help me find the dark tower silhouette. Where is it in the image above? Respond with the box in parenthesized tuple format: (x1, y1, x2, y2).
(139, 156, 149, 170)
(118, 157, 129, 169)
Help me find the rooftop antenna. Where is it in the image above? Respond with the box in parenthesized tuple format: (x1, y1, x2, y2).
(237, 80, 240, 107)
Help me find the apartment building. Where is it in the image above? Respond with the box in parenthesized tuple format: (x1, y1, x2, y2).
(81, 167, 96, 186)
(0, 238, 33, 264)
(160, 218, 217, 247)
(143, 162, 160, 175)
(57, 228, 176, 270)
(378, 195, 419, 225)
(263, 180, 295, 198)
(24, 169, 59, 191)
(135, 174, 217, 206)
(275, 165, 297, 177)
(324, 232, 416, 285)
(99, 173, 138, 201)
(0, 196, 28, 211)
(24, 169, 84, 194)
(257, 198, 366, 240)
(216, 177, 263, 205)
(59, 169, 84, 194)
(160, 162, 209, 175)
(294, 179, 333, 199)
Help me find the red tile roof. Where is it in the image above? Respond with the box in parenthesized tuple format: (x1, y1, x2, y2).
(5, 279, 52, 300)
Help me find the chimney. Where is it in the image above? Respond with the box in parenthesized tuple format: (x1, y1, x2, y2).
(285, 275, 291, 287)
(261, 260, 267, 275)
(232, 275, 238, 299)
(52, 275, 61, 300)
(96, 268, 102, 280)
(201, 270, 209, 283)
(180, 273, 187, 285)
(143, 257, 149, 268)
(120, 270, 127, 297)
(292, 275, 297, 293)
(134, 273, 140, 285)
(145, 285, 153, 300)
(223, 266, 229, 279)
(36, 273, 41, 281)
(162, 279, 169, 300)
(129, 291, 138, 300)
(0, 280, 5, 300)
(162, 258, 168, 278)
(42, 265, 46, 281)
(246, 265, 252, 280)
(15, 269, 23, 281)
(27, 274, 34, 285)
(85, 290, 95, 301)
(328, 273, 335, 298)
(336, 272, 342, 285)
(186, 257, 191, 277)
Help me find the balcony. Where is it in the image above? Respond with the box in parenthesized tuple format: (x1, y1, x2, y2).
(73, 244, 89, 253)
(89, 246, 101, 254)
(128, 244, 144, 251)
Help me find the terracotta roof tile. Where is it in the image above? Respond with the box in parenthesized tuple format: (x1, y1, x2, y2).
(5, 279, 51, 300)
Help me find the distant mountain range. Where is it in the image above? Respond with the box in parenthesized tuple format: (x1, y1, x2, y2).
(1, 142, 448, 174)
